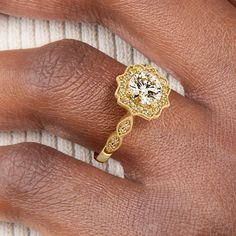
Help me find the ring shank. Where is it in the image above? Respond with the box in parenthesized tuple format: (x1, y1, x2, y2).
(95, 112, 134, 163)
(95, 148, 112, 163)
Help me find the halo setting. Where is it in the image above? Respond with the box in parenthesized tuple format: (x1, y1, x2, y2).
(115, 64, 170, 120)
(95, 64, 171, 163)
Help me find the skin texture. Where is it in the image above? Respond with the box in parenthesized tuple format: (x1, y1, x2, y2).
(0, 0, 235, 235)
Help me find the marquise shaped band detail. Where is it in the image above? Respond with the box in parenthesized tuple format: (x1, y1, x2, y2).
(95, 64, 171, 163)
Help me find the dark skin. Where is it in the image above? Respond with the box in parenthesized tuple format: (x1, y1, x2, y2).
(0, 0, 235, 235)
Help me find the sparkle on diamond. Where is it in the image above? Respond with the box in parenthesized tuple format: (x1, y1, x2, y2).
(128, 71, 162, 105)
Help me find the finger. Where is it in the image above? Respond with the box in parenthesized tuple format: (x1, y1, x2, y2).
(0, 0, 97, 21)
(0, 1, 235, 108)
(0, 143, 138, 235)
(101, 0, 236, 108)
(0, 40, 207, 181)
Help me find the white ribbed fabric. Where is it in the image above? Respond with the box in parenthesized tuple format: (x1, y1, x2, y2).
(0, 15, 184, 236)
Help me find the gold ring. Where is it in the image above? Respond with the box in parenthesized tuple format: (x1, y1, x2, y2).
(95, 64, 171, 163)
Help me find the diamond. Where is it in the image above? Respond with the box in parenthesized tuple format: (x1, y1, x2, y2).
(128, 71, 162, 105)
(117, 120, 131, 136)
(105, 134, 121, 153)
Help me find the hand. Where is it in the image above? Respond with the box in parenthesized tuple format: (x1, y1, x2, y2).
(0, 1, 235, 235)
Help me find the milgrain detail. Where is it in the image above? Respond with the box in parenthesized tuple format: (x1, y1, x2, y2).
(0, 15, 182, 236)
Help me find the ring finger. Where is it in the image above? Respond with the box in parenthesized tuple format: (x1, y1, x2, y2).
(0, 39, 207, 181)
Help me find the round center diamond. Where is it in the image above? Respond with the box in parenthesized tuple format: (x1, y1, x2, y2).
(128, 71, 162, 105)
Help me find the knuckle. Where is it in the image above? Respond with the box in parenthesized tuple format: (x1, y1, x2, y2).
(0, 143, 55, 200)
(0, 143, 75, 220)
(24, 38, 119, 129)
(27, 39, 104, 108)
(24, 39, 101, 122)
(30, 39, 89, 93)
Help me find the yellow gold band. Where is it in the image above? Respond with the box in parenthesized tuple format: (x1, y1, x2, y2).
(95, 112, 133, 163)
